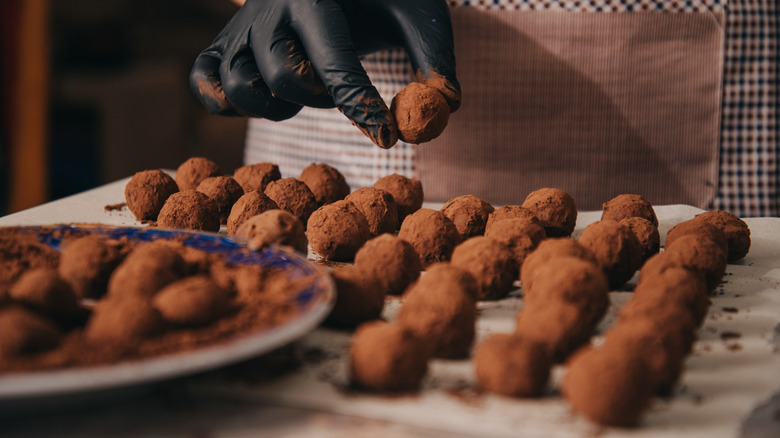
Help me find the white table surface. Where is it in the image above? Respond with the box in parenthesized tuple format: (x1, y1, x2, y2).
(1, 177, 779, 437)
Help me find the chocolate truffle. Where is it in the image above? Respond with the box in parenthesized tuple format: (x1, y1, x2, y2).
(633, 266, 710, 326)
(9, 268, 83, 326)
(373, 174, 423, 221)
(350, 321, 429, 392)
(175, 157, 221, 191)
(397, 208, 460, 269)
(484, 217, 547, 268)
(515, 301, 593, 363)
(157, 190, 221, 232)
(391, 82, 450, 144)
(450, 236, 518, 300)
(233, 162, 281, 192)
(298, 163, 350, 205)
(618, 294, 697, 356)
(58, 235, 123, 300)
(152, 275, 233, 326)
(236, 209, 308, 253)
(563, 346, 654, 428)
(484, 205, 540, 234)
(124, 169, 179, 221)
(522, 256, 609, 328)
(264, 178, 319, 226)
(307, 200, 370, 261)
(474, 333, 551, 398)
(666, 219, 728, 256)
(196, 176, 244, 224)
(226, 190, 280, 235)
(578, 220, 643, 289)
(354, 234, 421, 295)
(521, 188, 577, 237)
(324, 265, 385, 329)
(603, 317, 689, 396)
(440, 195, 495, 239)
(601, 194, 658, 226)
(520, 238, 596, 292)
(695, 210, 751, 261)
(664, 234, 727, 292)
(106, 241, 187, 299)
(0, 306, 61, 359)
(397, 263, 478, 358)
(85, 295, 165, 343)
(345, 187, 400, 236)
(620, 216, 660, 262)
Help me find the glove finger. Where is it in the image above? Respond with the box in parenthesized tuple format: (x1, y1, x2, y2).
(250, 26, 335, 109)
(190, 51, 240, 116)
(291, 0, 397, 148)
(392, 2, 461, 112)
(220, 46, 303, 121)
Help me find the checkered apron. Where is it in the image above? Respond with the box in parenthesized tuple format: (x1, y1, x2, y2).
(244, 0, 778, 217)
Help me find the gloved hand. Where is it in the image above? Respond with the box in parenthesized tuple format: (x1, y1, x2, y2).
(190, 0, 460, 149)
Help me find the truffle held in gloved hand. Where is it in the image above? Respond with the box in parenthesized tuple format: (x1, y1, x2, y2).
(189, 0, 461, 149)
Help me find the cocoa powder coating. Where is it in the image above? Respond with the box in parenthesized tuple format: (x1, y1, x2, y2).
(307, 200, 370, 261)
(152, 275, 234, 327)
(664, 234, 727, 292)
(58, 235, 123, 299)
(344, 187, 399, 236)
(620, 216, 660, 262)
(196, 176, 245, 224)
(520, 238, 596, 292)
(354, 233, 420, 296)
(440, 194, 495, 239)
(666, 219, 728, 256)
(349, 320, 429, 392)
(226, 191, 280, 235)
(391, 82, 450, 144)
(235, 209, 307, 254)
(264, 178, 319, 226)
(515, 301, 594, 364)
(0, 306, 61, 359)
(9, 268, 84, 326)
(474, 333, 551, 398)
(106, 241, 187, 300)
(324, 265, 384, 329)
(578, 220, 643, 289)
(175, 157, 221, 191)
(633, 266, 711, 326)
(157, 191, 221, 232)
(124, 169, 179, 221)
(521, 188, 577, 237)
(298, 163, 350, 205)
(450, 236, 518, 300)
(484, 205, 540, 234)
(694, 210, 751, 261)
(484, 217, 547, 268)
(373, 174, 423, 221)
(601, 194, 658, 226)
(85, 295, 166, 343)
(397, 208, 460, 269)
(233, 162, 281, 193)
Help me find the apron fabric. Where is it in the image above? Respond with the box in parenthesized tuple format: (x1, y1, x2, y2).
(244, 0, 779, 217)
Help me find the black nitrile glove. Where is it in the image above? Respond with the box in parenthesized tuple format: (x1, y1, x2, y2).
(190, 0, 460, 149)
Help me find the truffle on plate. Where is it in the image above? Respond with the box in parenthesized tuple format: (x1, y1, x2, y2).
(521, 188, 577, 237)
(484, 217, 547, 268)
(298, 163, 350, 205)
(324, 266, 385, 329)
(9, 268, 84, 326)
(450, 236, 518, 300)
(175, 157, 221, 191)
(397, 208, 460, 269)
(152, 275, 234, 326)
(397, 263, 477, 358)
(474, 333, 551, 398)
(226, 190, 280, 235)
(354, 233, 420, 296)
(196, 176, 244, 224)
(373, 174, 423, 221)
(58, 235, 123, 299)
(307, 200, 371, 261)
(233, 162, 281, 193)
(601, 194, 658, 226)
(106, 241, 187, 299)
(85, 295, 165, 343)
(0, 306, 61, 359)
(264, 178, 319, 226)
(345, 187, 399, 236)
(440, 195, 494, 239)
(350, 321, 429, 392)
(391, 82, 450, 144)
(157, 190, 221, 232)
(235, 209, 307, 253)
(694, 210, 751, 261)
(578, 220, 643, 289)
(124, 169, 179, 221)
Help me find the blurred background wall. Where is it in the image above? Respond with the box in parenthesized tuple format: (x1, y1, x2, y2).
(1, 0, 247, 214)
